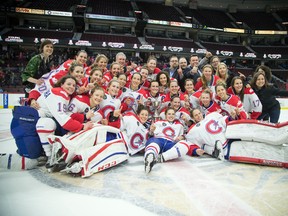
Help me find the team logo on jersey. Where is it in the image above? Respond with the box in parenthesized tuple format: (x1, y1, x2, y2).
(205, 120, 222, 134)
(102, 105, 115, 117)
(130, 133, 145, 149)
(162, 123, 167, 126)
(163, 127, 175, 138)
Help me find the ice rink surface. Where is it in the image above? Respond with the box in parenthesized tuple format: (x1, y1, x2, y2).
(0, 108, 288, 216)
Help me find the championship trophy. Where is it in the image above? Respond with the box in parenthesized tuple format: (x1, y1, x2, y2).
(152, 100, 161, 121)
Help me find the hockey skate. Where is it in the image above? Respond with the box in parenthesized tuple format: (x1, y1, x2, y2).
(60, 161, 83, 176)
(46, 142, 67, 172)
(157, 154, 165, 163)
(144, 153, 156, 174)
(37, 155, 48, 166)
(212, 140, 225, 161)
(48, 141, 66, 166)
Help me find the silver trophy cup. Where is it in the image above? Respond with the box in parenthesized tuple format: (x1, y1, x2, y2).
(152, 100, 161, 121)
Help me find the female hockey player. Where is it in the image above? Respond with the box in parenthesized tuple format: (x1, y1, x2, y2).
(156, 108, 288, 169)
(215, 81, 248, 120)
(228, 76, 262, 119)
(144, 107, 185, 173)
(36, 75, 93, 158)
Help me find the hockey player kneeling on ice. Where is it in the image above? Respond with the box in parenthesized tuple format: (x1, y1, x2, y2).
(158, 109, 288, 168)
(36, 75, 94, 160)
(1, 106, 45, 170)
(47, 124, 128, 177)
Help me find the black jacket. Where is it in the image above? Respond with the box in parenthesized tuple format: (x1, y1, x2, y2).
(253, 86, 288, 112)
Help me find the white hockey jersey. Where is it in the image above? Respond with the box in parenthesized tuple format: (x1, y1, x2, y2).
(100, 93, 121, 118)
(120, 87, 145, 114)
(68, 94, 104, 123)
(37, 88, 83, 132)
(117, 113, 150, 155)
(153, 120, 184, 141)
(186, 112, 228, 154)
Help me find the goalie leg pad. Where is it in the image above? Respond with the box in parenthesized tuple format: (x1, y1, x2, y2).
(78, 139, 128, 178)
(47, 125, 121, 165)
(228, 141, 288, 168)
(226, 121, 288, 145)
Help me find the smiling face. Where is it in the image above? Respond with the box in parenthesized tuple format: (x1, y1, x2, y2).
(233, 78, 243, 93)
(97, 57, 108, 70)
(61, 78, 76, 95)
(203, 66, 213, 80)
(42, 44, 53, 57)
(138, 109, 149, 124)
(256, 74, 266, 88)
(116, 54, 126, 66)
(200, 92, 211, 107)
(110, 64, 120, 77)
(147, 59, 156, 72)
(76, 52, 88, 65)
(184, 80, 194, 93)
(179, 57, 187, 69)
(118, 74, 127, 88)
(169, 81, 179, 95)
(90, 70, 103, 84)
(107, 81, 120, 96)
(190, 56, 199, 67)
(159, 74, 168, 86)
(70, 66, 84, 82)
(90, 89, 104, 106)
(140, 68, 148, 82)
(216, 85, 227, 100)
(191, 109, 203, 123)
(218, 64, 227, 78)
(131, 73, 141, 88)
(149, 81, 159, 95)
(165, 109, 176, 122)
(170, 97, 181, 110)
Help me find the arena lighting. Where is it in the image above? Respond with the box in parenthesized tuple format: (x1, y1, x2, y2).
(255, 30, 287, 35)
(134, 10, 142, 14)
(224, 28, 245, 33)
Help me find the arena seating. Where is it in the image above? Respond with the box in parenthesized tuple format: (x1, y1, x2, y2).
(180, 7, 234, 28)
(137, 2, 185, 22)
(87, 0, 133, 17)
(2, 29, 74, 40)
(231, 11, 279, 30)
(250, 45, 288, 55)
(145, 36, 201, 48)
(200, 41, 251, 53)
(27, 0, 79, 11)
(81, 33, 139, 44)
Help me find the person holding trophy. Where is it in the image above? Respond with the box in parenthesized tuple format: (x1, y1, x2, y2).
(142, 80, 165, 122)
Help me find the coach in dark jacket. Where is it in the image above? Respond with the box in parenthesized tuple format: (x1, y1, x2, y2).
(250, 71, 288, 123)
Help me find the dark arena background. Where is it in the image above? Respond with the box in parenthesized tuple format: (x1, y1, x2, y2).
(0, 0, 287, 92)
(0, 1, 288, 216)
